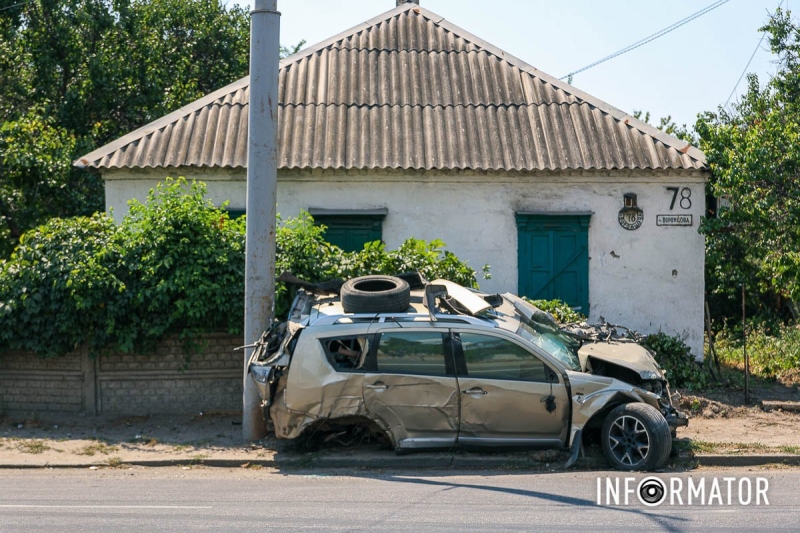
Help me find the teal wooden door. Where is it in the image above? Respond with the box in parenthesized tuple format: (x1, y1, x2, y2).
(516, 215, 590, 313)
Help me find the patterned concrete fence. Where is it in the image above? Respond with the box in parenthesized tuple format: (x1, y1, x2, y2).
(0, 334, 244, 415)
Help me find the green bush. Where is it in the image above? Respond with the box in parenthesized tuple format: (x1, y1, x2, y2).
(715, 323, 800, 382)
(273, 213, 488, 318)
(114, 178, 247, 351)
(0, 178, 486, 357)
(0, 214, 124, 357)
(526, 298, 585, 324)
(641, 332, 710, 390)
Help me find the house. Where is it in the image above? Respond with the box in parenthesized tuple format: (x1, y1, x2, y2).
(75, 1, 708, 356)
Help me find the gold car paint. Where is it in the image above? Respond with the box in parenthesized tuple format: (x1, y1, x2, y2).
(566, 370, 663, 446)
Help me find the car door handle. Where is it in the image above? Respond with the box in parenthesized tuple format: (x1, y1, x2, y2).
(461, 388, 488, 395)
(366, 382, 388, 392)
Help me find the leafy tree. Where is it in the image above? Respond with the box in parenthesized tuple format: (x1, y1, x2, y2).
(113, 178, 247, 351)
(697, 8, 800, 318)
(0, 107, 103, 257)
(280, 39, 306, 59)
(632, 110, 697, 144)
(0, 0, 303, 257)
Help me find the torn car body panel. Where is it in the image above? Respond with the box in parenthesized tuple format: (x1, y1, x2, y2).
(566, 371, 663, 446)
(578, 341, 663, 378)
(363, 374, 460, 448)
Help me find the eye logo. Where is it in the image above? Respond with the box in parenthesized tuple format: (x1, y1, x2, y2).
(638, 477, 667, 506)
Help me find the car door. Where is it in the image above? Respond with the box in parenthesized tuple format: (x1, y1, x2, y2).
(362, 327, 459, 449)
(453, 330, 569, 447)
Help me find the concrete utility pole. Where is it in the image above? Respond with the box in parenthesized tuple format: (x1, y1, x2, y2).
(243, 0, 280, 441)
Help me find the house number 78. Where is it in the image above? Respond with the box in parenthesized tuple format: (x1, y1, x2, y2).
(666, 187, 692, 210)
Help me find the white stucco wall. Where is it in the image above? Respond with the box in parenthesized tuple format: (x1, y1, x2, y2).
(104, 169, 706, 357)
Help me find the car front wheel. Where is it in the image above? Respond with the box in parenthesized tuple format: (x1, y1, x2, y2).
(601, 403, 672, 471)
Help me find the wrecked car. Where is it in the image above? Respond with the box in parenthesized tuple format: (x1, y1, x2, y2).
(248, 274, 688, 471)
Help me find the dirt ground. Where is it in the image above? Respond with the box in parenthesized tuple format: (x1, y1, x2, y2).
(1, 381, 798, 467)
(0, 411, 286, 467)
(677, 380, 800, 450)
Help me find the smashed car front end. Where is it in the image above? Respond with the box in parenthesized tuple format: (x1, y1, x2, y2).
(575, 340, 689, 432)
(505, 294, 688, 441)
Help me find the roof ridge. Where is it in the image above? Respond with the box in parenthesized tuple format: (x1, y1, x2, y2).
(277, 2, 703, 164)
(278, 2, 425, 66)
(275, 102, 603, 110)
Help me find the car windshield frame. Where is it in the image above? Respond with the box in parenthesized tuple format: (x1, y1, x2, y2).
(513, 314, 582, 372)
(506, 297, 582, 372)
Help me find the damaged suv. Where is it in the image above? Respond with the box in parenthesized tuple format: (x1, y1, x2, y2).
(248, 274, 688, 471)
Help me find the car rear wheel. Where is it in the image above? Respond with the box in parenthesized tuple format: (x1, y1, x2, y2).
(601, 403, 672, 471)
(341, 275, 411, 313)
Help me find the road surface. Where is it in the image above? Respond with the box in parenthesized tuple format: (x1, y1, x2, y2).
(1, 467, 798, 532)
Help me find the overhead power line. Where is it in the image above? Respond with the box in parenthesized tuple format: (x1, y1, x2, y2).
(560, 0, 731, 80)
(0, 1, 33, 13)
(724, 0, 786, 109)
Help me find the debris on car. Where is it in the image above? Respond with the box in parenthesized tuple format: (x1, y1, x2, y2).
(249, 273, 688, 471)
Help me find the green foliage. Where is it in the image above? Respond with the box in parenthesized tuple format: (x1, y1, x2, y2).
(114, 178, 246, 351)
(0, 214, 123, 357)
(0, 0, 305, 257)
(0, 178, 245, 356)
(697, 8, 800, 314)
(273, 213, 488, 317)
(632, 110, 698, 144)
(334, 238, 488, 289)
(280, 39, 306, 59)
(0, 107, 104, 257)
(1, 0, 251, 137)
(526, 298, 585, 324)
(715, 323, 800, 381)
(641, 332, 710, 390)
(0, 179, 485, 357)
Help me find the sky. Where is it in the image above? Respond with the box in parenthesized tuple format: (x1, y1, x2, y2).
(236, 0, 788, 130)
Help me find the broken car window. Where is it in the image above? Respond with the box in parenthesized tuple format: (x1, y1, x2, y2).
(516, 321, 582, 372)
(324, 336, 370, 371)
(460, 332, 548, 382)
(376, 331, 447, 376)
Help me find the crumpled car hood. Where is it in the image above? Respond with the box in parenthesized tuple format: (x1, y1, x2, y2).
(577, 341, 663, 379)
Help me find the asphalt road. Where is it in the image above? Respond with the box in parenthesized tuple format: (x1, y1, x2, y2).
(1, 467, 799, 532)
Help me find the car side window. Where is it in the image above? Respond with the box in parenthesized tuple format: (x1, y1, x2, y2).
(322, 336, 370, 371)
(460, 332, 548, 382)
(375, 331, 447, 376)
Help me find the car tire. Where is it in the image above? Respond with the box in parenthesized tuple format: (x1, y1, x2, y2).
(340, 275, 411, 313)
(601, 403, 672, 471)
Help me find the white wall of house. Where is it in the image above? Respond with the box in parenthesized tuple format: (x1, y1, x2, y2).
(104, 169, 706, 357)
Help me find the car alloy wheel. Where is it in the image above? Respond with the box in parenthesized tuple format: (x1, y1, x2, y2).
(601, 403, 672, 471)
(607, 414, 650, 467)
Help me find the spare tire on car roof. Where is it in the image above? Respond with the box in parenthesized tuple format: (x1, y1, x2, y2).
(340, 275, 411, 314)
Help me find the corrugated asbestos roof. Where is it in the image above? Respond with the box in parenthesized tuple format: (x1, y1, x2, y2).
(75, 3, 706, 172)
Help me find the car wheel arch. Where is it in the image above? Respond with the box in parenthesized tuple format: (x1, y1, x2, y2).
(295, 415, 395, 450)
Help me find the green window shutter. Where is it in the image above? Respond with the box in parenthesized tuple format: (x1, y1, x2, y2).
(313, 215, 384, 252)
(225, 208, 246, 220)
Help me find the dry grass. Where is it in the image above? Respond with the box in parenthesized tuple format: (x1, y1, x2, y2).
(16, 440, 51, 454)
(77, 442, 120, 456)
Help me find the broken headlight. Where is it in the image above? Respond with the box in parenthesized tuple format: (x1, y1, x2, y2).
(249, 364, 270, 384)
